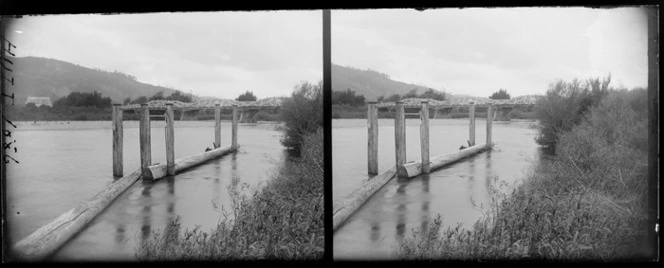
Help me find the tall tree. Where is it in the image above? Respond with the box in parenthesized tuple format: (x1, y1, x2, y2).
(490, 89, 511, 100)
(236, 91, 258, 101)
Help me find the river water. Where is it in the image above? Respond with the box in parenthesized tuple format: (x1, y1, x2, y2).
(333, 118, 547, 260)
(5, 120, 288, 261)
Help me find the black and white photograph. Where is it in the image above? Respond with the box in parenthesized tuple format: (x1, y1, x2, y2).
(331, 7, 657, 261)
(1, 11, 324, 261)
(0, 4, 659, 264)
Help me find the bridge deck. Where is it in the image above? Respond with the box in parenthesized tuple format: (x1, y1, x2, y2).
(120, 98, 284, 111)
(374, 96, 540, 109)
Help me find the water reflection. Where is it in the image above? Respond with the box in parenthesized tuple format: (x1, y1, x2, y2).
(140, 180, 153, 241)
(420, 174, 430, 232)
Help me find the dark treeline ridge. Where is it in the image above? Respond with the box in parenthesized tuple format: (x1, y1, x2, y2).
(396, 76, 653, 260)
(8, 89, 288, 122)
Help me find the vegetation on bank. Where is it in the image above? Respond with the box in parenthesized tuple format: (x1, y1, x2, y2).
(396, 80, 652, 260)
(135, 81, 323, 260)
(279, 81, 323, 151)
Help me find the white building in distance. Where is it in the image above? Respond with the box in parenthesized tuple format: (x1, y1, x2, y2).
(25, 97, 53, 107)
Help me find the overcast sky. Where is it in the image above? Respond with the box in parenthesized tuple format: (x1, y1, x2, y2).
(8, 11, 322, 99)
(332, 7, 648, 97)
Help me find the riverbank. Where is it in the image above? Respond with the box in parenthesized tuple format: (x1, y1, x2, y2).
(395, 91, 652, 260)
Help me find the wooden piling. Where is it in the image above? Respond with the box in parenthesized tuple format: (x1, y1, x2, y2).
(112, 104, 123, 177)
(420, 101, 430, 174)
(232, 105, 238, 148)
(486, 103, 493, 147)
(469, 102, 475, 146)
(165, 103, 175, 176)
(367, 102, 378, 175)
(395, 101, 406, 169)
(139, 104, 151, 179)
(214, 104, 221, 148)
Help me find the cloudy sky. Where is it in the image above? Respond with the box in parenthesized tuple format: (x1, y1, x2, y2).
(8, 11, 322, 99)
(332, 7, 648, 97)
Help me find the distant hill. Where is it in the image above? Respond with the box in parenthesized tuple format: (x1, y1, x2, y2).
(8, 56, 184, 106)
(332, 64, 440, 100)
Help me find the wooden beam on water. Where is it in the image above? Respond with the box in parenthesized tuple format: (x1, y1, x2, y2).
(396, 143, 494, 179)
(469, 102, 475, 146)
(11, 169, 142, 261)
(144, 145, 237, 180)
(333, 167, 397, 231)
(139, 104, 152, 179)
(165, 103, 175, 176)
(367, 102, 378, 175)
(112, 104, 123, 177)
(214, 104, 221, 149)
(420, 101, 430, 174)
(395, 101, 406, 169)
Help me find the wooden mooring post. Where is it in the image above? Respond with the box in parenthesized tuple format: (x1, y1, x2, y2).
(139, 104, 152, 179)
(232, 105, 238, 148)
(214, 104, 221, 149)
(165, 103, 175, 176)
(367, 102, 378, 175)
(486, 102, 493, 147)
(469, 102, 475, 146)
(394, 101, 406, 170)
(112, 104, 123, 177)
(420, 101, 430, 174)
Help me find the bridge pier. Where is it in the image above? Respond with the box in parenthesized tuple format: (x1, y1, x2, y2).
(232, 105, 238, 148)
(112, 104, 123, 177)
(367, 102, 378, 175)
(139, 104, 152, 179)
(493, 107, 511, 121)
(239, 109, 259, 123)
(420, 101, 430, 174)
(214, 104, 221, 148)
(469, 102, 475, 146)
(394, 101, 406, 171)
(486, 103, 493, 147)
(165, 103, 175, 176)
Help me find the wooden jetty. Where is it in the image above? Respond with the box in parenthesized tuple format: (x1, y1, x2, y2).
(333, 100, 496, 231)
(11, 99, 269, 261)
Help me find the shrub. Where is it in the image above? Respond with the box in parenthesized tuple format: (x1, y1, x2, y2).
(278, 81, 323, 151)
(396, 88, 651, 260)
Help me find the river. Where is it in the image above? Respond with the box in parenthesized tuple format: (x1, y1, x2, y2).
(332, 118, 548, 260)
(5, 120, 288, 261)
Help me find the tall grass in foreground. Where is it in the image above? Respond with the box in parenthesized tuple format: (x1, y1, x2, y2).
(136, 130, 324, 260)
(396, 89, 652, 260)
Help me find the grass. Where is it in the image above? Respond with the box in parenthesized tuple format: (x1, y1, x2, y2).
(135, 129, 324, 260)
(395, 90, 652, 261)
